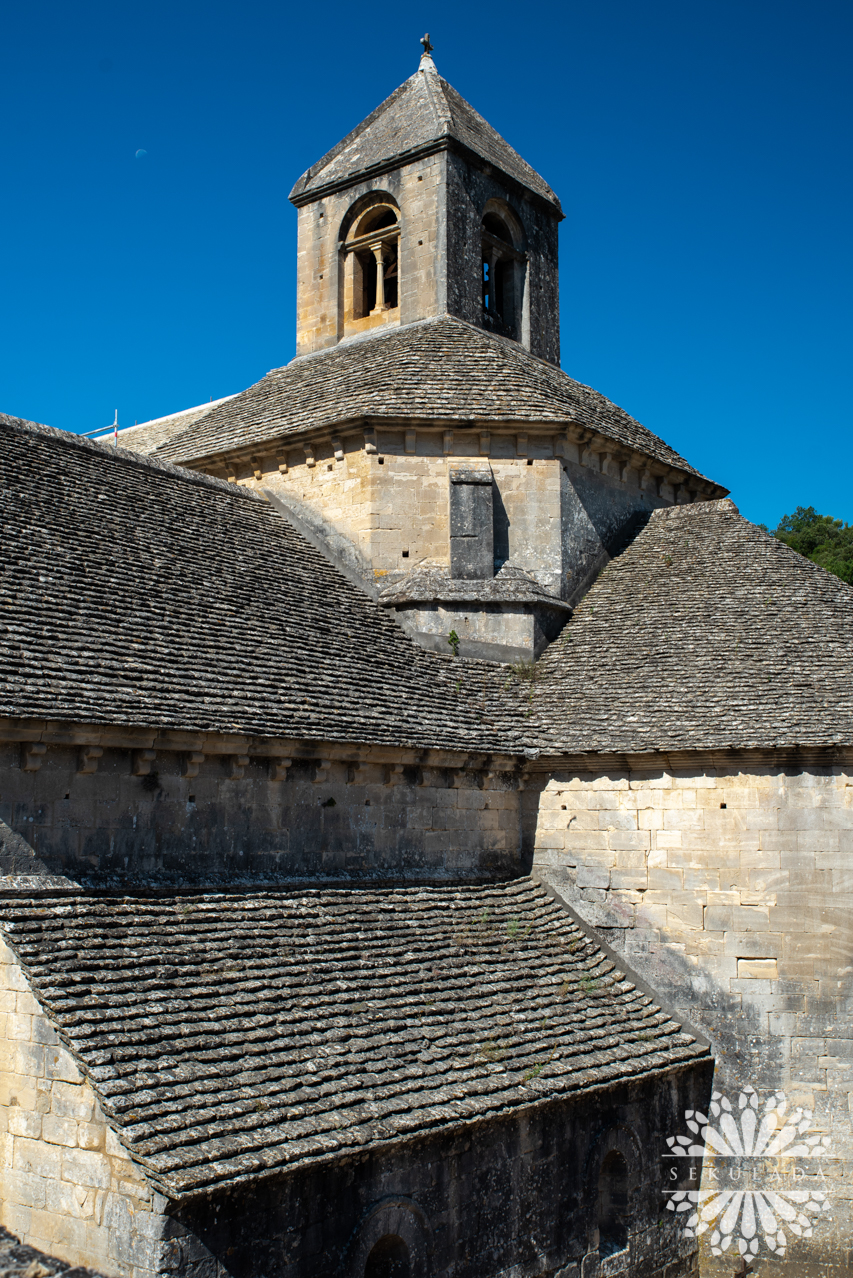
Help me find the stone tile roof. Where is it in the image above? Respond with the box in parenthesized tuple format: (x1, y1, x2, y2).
(101, 396, 237, 457)
(0, 415, 512, 753)
(0, 880, 708, 1198)
(379, 564, 571, 609)
(522, 499, 853, 754)
(154, 318, 718, 485)
(0, 410, 51, 433)
(289, 56, 561, 211)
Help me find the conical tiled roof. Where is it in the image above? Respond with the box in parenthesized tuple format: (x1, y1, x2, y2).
(517, 500, 853, 754)
(290, 54, 561, 211)
(152, 317, 718, 485)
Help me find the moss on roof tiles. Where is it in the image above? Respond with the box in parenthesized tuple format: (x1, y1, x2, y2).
(0, 880, 708, 1196)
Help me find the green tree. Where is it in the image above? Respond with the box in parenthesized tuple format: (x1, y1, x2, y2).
(770, 506, 853, 585)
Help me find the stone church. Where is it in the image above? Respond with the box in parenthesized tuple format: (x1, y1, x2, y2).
(0, 40, 850, 1278)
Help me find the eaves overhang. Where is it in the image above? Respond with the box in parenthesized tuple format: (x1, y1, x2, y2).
(289, 135, 564, 219)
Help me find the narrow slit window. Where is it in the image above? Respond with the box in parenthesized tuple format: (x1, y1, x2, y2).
(482, 211, 521, 340)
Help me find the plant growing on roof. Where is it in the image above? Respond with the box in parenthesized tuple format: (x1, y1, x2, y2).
(447, 628, 460, 656)
(479, 1035, 511, 1063)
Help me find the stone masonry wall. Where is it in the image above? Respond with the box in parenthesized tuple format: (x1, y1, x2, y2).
(293, 144, 561, 364)
(0, 939, 160, 1276)
(445, 152, 560, 365)
(232, 427, 673, 602)
(0, 739, 521, 885)
(258, 435, 565, 592)
(531, 762, 853, 1274)
(295, 153, 445, 356)
(172, 1070, 708, 1278)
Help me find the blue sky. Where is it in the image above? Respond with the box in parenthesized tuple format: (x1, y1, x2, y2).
(2, 0, 850, 527)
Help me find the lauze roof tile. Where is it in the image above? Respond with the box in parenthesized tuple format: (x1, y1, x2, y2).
(0, 880, 708, 1197)
(0, 414, 513, 752)
(522, 500, 853, 754)
(289, 57, 561, 209)
(154, 317, 717, 484)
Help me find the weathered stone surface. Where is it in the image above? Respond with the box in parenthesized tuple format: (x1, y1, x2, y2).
(151, 317, 713, 480)
(0, 737, 523, 884)
(107, 395, 237, 458)
(286, 52, 563, 363)
(0, 414, 512, 755)
(0, 879, 708, 1197)
(449, 467, 494, 579)
(0, 943, 159, 1277)
(532, 762, 853, 1273)
(289, 54, 561, 211)
(0, 1225, 108, 1278)
(2, 42, 852, 1278)
(516, 499, 853, 753)
(169, 1071, 706, 1278)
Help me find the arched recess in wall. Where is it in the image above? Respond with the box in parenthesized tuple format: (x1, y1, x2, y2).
(339, 1194, 432, 1278)
(364, 1235, 410, 1278)
(583, 1124, 642, 1268)
(481, 198, 526, 343)
(340, 193, 401, 333)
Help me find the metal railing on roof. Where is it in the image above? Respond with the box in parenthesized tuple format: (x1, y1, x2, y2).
(80, 411, 118, 445)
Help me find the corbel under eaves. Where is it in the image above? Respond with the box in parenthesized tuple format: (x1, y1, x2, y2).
(133, 750, 157, 777)
(183, 751, 205, 779)
(228, 755, 250, 780)
(78, 747, 103, 776)
(21, 743, 47, 773)
(269, 757, 293, 782)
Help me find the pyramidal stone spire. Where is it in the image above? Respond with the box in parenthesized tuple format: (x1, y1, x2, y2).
(290, 41, 563, 362)
(289, 44, 560, 209)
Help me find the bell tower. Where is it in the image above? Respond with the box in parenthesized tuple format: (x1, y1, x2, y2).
(289, 38, 564, 362)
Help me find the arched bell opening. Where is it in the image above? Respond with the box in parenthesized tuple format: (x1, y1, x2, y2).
(343, 198, 401, 329)
(481, 203, 525, 342)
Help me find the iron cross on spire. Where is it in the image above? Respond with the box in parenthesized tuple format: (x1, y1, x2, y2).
(420, 33, 434, 56)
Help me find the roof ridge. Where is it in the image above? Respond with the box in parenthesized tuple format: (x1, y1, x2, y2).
(118, 393, 238, 435)
(153, 316, 721, 488)
(0, 411, 263, 505)
(648, 500, 852, 597)
(420, 55, 453, 133)
(288, 73, 421, 202)
(437, 75, 560, 209)
(289, 64, 560, 210)
(648, 497, 740, 522)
